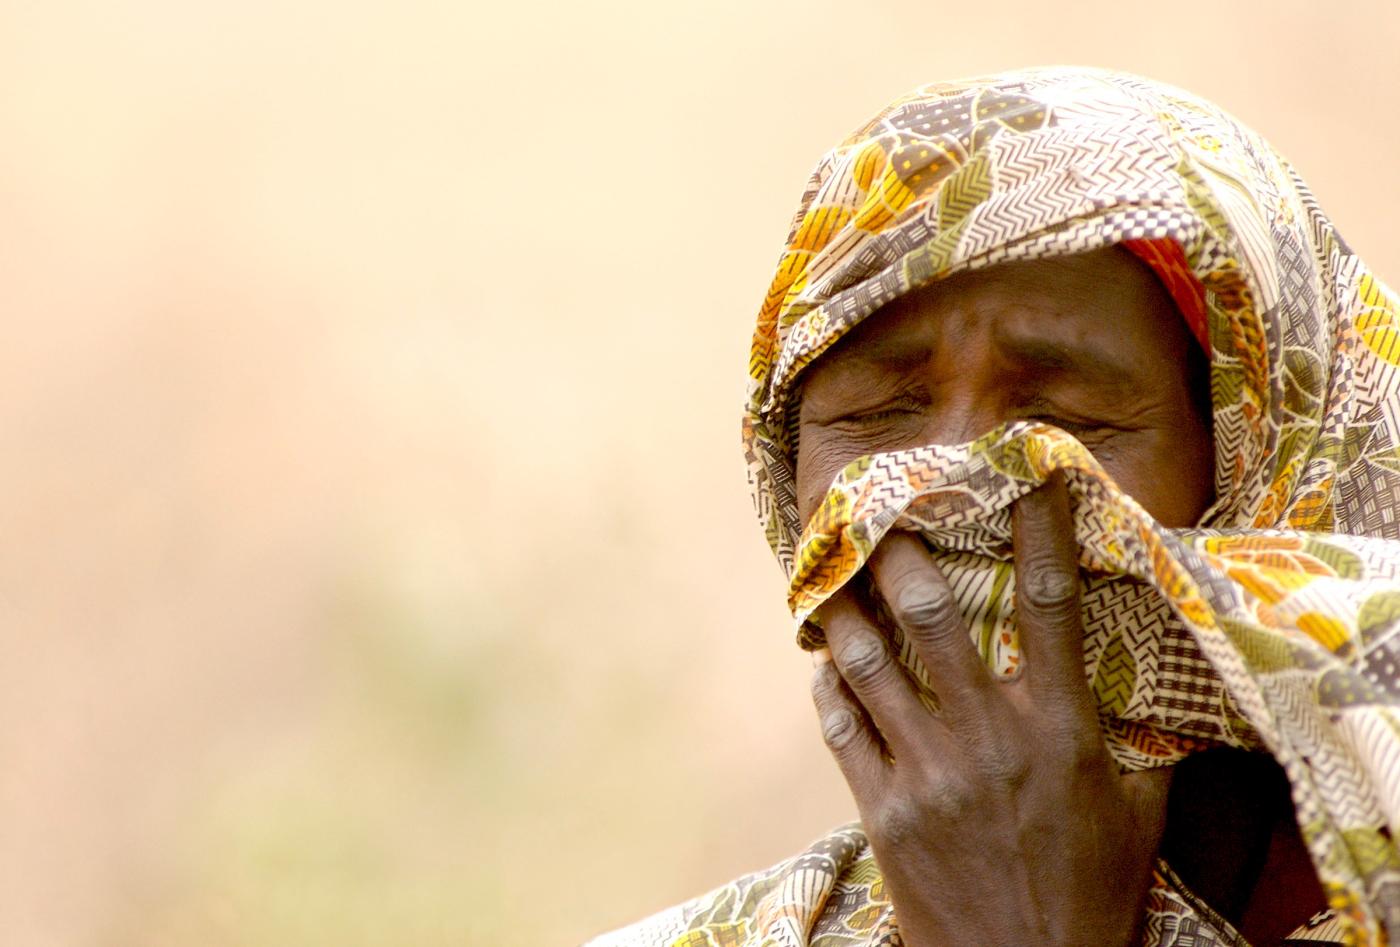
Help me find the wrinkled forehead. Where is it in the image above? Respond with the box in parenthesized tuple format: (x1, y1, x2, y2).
(791, 247, 1202, 424)
(768, 239, 1206, 424)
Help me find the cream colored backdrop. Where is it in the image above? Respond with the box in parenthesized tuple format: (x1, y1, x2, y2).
(3, 2, 1398, 944)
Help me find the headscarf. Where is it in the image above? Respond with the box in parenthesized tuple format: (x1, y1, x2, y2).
(596, 67, 1400, 947)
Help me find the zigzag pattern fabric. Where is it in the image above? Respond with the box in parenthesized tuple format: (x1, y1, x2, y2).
(594, 68, 1400, 946)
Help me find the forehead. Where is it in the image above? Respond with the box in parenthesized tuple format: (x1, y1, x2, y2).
(803, 248, 1188, 385)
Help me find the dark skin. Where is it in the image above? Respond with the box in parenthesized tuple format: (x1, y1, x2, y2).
(794, 249, 1325, 945)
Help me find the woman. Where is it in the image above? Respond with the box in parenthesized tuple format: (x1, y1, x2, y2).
(593, 68, 1400, 946)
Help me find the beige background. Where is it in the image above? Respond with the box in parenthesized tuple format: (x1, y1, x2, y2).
(3, 2, 1399, 944)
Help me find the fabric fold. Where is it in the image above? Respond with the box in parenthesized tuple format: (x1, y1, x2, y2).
(787, 421, 1400, 941)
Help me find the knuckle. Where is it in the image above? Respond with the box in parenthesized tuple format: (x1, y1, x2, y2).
(873, 798, 924, 848)
(977, 742, 1032, 788)
(1020, 562, 1078, 613)
(927, 776, 976, 821)
(1044, 715, 1108, 776)
(821, 710, 860, 751)
(1066, 728, 1109, 775)
(890, 581, 956, 634)
(872, 780, 975, 844)
(838, 635, 892, 688)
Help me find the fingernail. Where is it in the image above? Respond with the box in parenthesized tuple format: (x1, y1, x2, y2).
(812, 647, 832, 666)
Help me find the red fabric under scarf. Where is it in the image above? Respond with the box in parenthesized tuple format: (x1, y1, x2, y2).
(1121, 238, 1211, 353)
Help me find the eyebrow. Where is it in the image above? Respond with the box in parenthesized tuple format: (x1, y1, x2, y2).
(993, 333, 1135, 388)
(838, 330, 1135, 388)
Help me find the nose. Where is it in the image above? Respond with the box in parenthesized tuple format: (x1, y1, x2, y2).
(914, 362, 1005, 446)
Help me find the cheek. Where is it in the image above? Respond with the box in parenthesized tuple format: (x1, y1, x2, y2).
(794, 446, 840, 526)
(1099, 427, 1215, 528)
(795, 430, 875, 525)
(796, 419, 939, 525)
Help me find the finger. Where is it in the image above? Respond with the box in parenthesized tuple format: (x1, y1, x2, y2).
(821, 590, 938, 758)
(811, 648, 886, 794)
(866, 533, 995, 726)
(1011, 472, 1095, 720)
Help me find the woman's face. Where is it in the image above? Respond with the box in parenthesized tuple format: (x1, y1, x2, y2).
(795, 248, 1215, 528)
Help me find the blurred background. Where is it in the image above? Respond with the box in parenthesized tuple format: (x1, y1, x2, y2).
(3, 1, 1399, 944)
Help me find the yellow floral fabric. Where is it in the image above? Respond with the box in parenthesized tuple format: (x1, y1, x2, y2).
(596, 67, 1400, 946)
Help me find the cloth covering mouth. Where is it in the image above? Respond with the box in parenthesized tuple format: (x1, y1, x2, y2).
(791, 420, 1400, 930)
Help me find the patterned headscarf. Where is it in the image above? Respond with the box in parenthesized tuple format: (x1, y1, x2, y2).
(596, 68, 1400, 947)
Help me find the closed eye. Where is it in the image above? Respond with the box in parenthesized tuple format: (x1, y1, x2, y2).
(1019, 414, 1127, 448)
(834, 394, 928, 426)
(849, 407, 917, 424)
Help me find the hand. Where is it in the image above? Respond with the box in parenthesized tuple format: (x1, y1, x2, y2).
(810, 473, 1172, 947)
